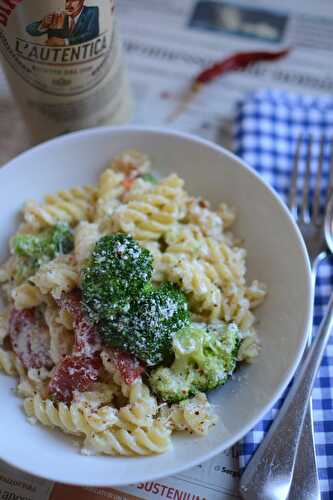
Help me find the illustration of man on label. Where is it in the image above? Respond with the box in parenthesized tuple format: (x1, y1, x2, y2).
(26, 1, 99, 46)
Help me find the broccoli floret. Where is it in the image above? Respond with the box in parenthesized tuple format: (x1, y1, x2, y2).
(81, 234, 153, 322)
(141, 173, 157, 183)
(13, 223, 73, 259)
(149, 322, 240, 402)
(11, 223, 73, 282)
(81, 233, 191, 365)
(101, 283, 191, 365)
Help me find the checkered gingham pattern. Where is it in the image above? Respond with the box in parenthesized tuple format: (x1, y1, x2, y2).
(234, 89, 333, 499)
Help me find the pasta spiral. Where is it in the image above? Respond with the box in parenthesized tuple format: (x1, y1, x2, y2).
(118, 383, 157, 428)
(160, 393, 217, 436)
(73, 383, 118, 409)
(83, 423, 172, 456)
(74, 222, 100, 263)
(104, 372, 158, 428)
(164, 223, 209, 259)
(112, 174, 187, 241)
(16, 377, 39, 398)
(157, 253, 222, 321)
(110, 149, 151, 176)
(16, 366, 52, 399)
(56, 306, 74, 330)
(121, 178, 157, 204)
(0, 347, 18, 376)
(158, 243, 259, 328)
(96, 150, 152, 223)
(164, 225, 246, 285)
(44, 304, 73, 364)
(12, 283, 43, 310)
(218, 202, 236, 229)
(24, 394, 120, 436)
(205, 238, 246, 287)
(112, 374, 150, 403)
(185, 198, 224, 239)
(245, 280, 267, 309)
(17, 366, 53, 399)
(31, 255, 79, 299)
(140, 241, 163, 281)
(95, 170, 125, 221)
(0, 256, 18, 284)
(23, 186, 97, 228)
(238, 332, 260, 363)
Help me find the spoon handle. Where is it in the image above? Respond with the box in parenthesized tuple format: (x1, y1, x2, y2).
(240, 292, 333, 500)
(288, 262, 320, 500)
(288, 406, 320, 500)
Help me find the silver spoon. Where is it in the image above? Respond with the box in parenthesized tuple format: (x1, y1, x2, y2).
(240, 194, 333, 500)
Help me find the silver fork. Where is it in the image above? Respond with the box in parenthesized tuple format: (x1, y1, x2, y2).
(240, 135, 333, 500)
(286, 135, 332, 500)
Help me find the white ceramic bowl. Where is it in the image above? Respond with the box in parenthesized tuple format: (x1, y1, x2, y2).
(0, 127, 312, 486)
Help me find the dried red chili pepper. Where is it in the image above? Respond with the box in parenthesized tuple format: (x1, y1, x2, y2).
(167, 48, 290, 121)
(193, 48, 290, 89)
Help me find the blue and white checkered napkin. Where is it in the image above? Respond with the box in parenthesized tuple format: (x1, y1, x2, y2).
(234, 89, 333, 499)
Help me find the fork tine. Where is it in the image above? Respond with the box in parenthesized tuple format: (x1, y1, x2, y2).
(301, 137, 312, 223)
(312, 135, 325, 224)
(324, 137, 333, 211)
(288, 134, 302, 216)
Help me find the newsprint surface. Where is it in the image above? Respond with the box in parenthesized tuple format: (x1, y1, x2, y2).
(0, 0, 333, 498)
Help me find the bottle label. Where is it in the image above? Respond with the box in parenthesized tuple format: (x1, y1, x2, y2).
(0, 0, 119, 96)
(0, 0, 131, 142)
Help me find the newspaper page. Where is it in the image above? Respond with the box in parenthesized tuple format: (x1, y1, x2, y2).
(119, 0, 333, 149)
(0, 0, 333, 498)
(0, 449, 240, 500)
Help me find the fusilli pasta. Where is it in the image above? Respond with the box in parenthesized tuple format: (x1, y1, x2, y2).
(0, 148, 266, 459)
(13, 360, 51, 399)
(83, 423, 172, 456)
(218, 202, 236, 229)
(74, 222, 100, 264)
(23, 186, 97, 228)
(117, 380, 157, 428)
(110, 149, 151, 176)
(157, 253, 222, 321)
(245, 280, 267, 309)
(95, 170, 125, 221)
(112, 174, 188, 240)
(12, 283, 43, 310)
(44, 304, 73, 364)
(102, 357, 158, 427)
(0, 347, 18, 376)
(0, 256, 18, 284)
(160, 393, 217, 435)
(24, 394, 120, 435)
(238, 332, 260, 363)
(73, 383, 118, 408)
(164, 223, 209, 259)
(31, 255, 79, 299)
(185, 198, 224, 239)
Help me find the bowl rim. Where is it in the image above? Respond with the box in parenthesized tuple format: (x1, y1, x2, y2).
(0, 125, 313, 486)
